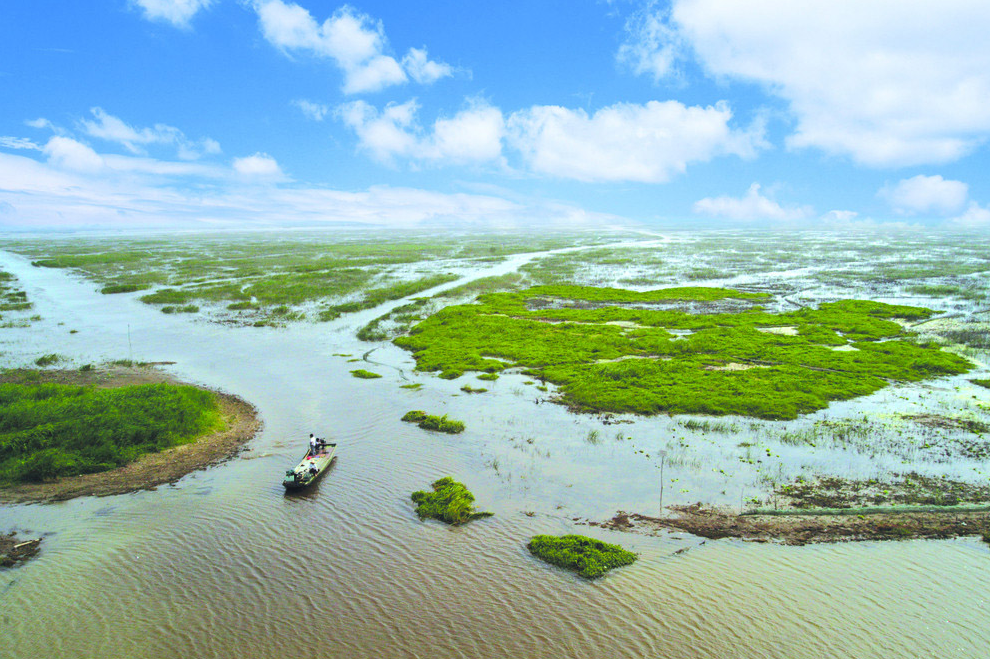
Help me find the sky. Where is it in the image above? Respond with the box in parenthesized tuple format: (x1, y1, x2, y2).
(2, 0, 990, 232)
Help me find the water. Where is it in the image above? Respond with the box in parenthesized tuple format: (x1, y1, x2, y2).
(2, 248, 989, 659)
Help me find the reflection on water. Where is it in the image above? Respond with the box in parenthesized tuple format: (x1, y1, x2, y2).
(2, 246, 990, 659)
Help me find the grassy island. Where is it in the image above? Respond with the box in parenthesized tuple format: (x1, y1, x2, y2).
(394, 285, 972, 419)
(401, 411, 465, 434)
(527, 534, 637, 579)
(411, 477, 493, 525)
(0, 381, 223, 484)
(350, 369, 382, 379)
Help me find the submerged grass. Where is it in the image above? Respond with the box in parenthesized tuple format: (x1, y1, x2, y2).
(410, 476, 493, 525)
(395, 285, 971, 419)
(0, 381, 222, 484)
(527, 534, 637, 579)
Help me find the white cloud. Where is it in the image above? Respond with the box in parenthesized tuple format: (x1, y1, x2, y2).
(693, 183, 812, 221)
(505, 100, 764, 183)
(80, 107, 221, 159)
(130, 0, 213, 28)
(294, 99, 330, 121)
(232, 153, 284, 179)
(628, 0, 990, 167)
(339, 99, 505, 166)
(0, 137, 40, 151)
(821, 210, 859, 222)
(948, 202, 990, 228)
(880, 174, 969, 216)
(253, 1, 453, 94)
(0, 149, 616, 231)
(618, 1, 684, 81)
(43, 136, 106, 173)
(402, 47, 453, 85)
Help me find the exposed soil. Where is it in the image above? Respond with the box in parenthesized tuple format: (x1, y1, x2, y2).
(1, 532, 41, 567)
(590, 505, 990, 546)
(0, 366, 261, 503)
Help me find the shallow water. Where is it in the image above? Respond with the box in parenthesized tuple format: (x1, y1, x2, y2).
(2, 244, 990, 659)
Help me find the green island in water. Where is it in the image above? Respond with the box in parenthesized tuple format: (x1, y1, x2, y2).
(395, 285, 972, 420)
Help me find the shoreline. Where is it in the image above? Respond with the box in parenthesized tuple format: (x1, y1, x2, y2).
(592, 504, 990, 546)
(0, 366, 262, 504)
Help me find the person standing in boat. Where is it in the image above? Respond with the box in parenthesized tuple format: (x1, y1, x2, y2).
(309, 433, 318, 456)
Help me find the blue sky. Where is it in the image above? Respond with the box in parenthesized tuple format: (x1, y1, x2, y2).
(2, 0, 990, 231)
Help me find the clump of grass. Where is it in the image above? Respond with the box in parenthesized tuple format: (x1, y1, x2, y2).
(972, 379, 990, 390)
(0, 381, 222, 484)
(585, 429, 601, 444)
(410, 476, 493, 525)
(227, 301, 258, 311)
(477, 372, 500, 381)
(400, 383, 423, 390)
(161, 304, 199, 314)
(527, 534, 637, 579)
(460, 384, 487, 394)
(401, 410, 465, 434)
(34, 354, 64, 367)
(350, 369, 382, 379)
(100, 283, 147, 294)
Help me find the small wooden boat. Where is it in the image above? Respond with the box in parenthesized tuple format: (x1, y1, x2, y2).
(282, 440, 337, 490)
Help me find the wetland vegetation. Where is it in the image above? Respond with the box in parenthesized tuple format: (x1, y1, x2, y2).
(410, 476, 493, 525)
(401, 411, 466, 434)
(527, 534, 637, 579)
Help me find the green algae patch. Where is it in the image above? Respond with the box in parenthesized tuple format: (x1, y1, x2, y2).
(401, 410, 465, 434)
(395, 285, 972, 420)
(350, 369, 382, 379)
(527, 534, 637, 579)
(411, 476, 492, 525)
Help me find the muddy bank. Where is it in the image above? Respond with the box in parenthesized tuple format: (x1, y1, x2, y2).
(591, 505, 990, 546)
(0, 366, 261, 504)
(1, 533, 41, 567)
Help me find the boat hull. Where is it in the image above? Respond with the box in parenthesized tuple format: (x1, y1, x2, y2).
(282, 443, 337, 490)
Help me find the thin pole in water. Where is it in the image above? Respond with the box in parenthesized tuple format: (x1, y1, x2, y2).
(658, 450, 667, 515)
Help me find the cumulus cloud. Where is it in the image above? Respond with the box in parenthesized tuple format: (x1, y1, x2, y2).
(625, 0, 990, 167)
(505, 100, 764, 183)
(948, 202, 990, 228)
(43, 136, 106, 173)
(339, 99, 505, 166)
(294, 99, 330, 121)
(880, 174, 969, 216)
(130, 0, 214, 28)
(692, 183, 812, 221)
(80, 108, 221, 159)
(253, 1, 453, 94)
(232, 153, 284, 179)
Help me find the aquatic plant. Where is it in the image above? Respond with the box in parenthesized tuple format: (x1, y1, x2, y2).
(33, 354, 64, 367)
(100, 283, 147, 294)
(350, 369, 382, 379)
(410, 476, 493, 525)
(401, 410, 465, 434)
(0, 381, 222, 484)
(460, 384, 487, 394)
(476, 373, 499, 381)
(527, 534, 637, 579)
(399, 383, 423, 390)
(973, 379, 990, 390)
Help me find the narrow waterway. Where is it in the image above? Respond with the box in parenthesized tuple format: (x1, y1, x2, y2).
(1, 247, 989, 659)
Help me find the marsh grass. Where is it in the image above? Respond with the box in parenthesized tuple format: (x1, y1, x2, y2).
(350, 369, 382, 379)
(399, 383, 423, 390)
(33, 354, 64, 367)
(395, 285, 970, 419)
(410, 476, 493, 525)
(0, 381, 221, 484)
(401, 410, 465, 434)
(527, 534, 637, 579)
(460, 384, 487, 393)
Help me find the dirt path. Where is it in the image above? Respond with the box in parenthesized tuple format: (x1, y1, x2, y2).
(0, 366, 261, 504)
(590, 504, 990, 546)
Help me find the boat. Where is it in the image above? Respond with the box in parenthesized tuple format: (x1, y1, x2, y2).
(282, 439, 337, 490)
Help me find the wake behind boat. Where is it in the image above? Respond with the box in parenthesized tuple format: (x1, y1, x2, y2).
(283, 438, 337, 490)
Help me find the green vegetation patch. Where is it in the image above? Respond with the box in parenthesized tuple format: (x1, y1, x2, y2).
(0, 382, 222, 484)
(527, 534, 637, 579)
(401, 410, 465, 434)
(972, 379, 990, 390)
(34, 354, 65, 367)
(100, 283, 148, 294)
(395, 285, 971, 420)
(350, 369, 382, 379)
(410, 476, 493, 525)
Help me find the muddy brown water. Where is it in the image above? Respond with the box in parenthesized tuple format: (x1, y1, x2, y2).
(2, 245, 990, 659)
